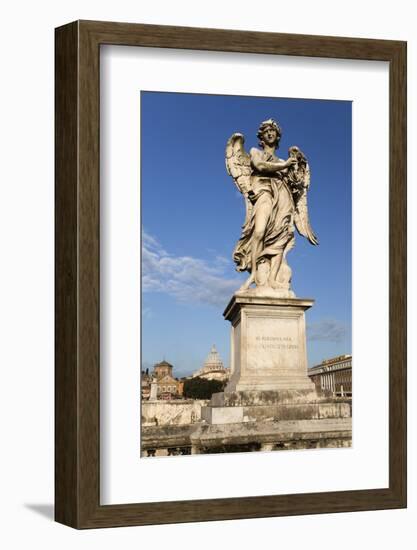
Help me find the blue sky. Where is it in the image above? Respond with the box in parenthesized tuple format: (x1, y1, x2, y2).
(141, 91, 352, 377)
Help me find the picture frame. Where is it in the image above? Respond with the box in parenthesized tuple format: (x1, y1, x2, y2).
(55, 20, 406, 528)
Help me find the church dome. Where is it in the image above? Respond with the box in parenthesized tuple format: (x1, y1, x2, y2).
(153, 359, 174, 380)
(203, 345, 224, 372)
(192, 345, 229, 381)
(154, 360, 173, 369)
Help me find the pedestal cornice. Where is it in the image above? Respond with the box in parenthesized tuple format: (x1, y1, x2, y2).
(223, 292, 315, 322)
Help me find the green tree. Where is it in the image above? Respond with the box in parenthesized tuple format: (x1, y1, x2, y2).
(183, 377, 225, 400)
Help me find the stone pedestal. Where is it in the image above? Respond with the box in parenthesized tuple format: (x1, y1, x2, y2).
(224, 292, 316, 392)
(200, 291, 351, 437)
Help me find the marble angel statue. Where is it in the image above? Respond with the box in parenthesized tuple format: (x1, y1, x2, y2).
(225, 118, 318, 296)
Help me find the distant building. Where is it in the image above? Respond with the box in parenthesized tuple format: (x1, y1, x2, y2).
(308, 354, 352, 397)
(142, 360, 184, 400)
(153, 360, 174, 379)
(192, 345, 230, 382)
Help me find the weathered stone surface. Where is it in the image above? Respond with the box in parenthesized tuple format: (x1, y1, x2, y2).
(142, 424, 195, 451)
(226, 119, 318, 297)
(190, 418, 352, 453)
(141, 418, 352, 456)
(141, 399, 208, 427)
(241, 402, 351, 422)
(224, 295, 316, 393)
(211, 389, 318, 407)
(226, 119, 318, 294)
(202, 392, 351, 425)
(201, 406, 243, 424)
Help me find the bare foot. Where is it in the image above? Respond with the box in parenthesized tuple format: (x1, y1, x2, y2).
(268, 279, 280, 289)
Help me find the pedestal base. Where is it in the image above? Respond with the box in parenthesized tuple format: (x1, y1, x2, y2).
(224, 293, 316, 392)
(201, 390, 351, 425)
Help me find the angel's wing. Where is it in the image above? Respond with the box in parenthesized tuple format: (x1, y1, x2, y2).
(286, 150, 319, 246)
(225, 133, 254, 225)
(225, 133, 252, 195)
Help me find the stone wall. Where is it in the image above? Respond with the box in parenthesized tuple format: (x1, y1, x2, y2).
(142, 399, 208, 426)
(141, 418, 352, 456)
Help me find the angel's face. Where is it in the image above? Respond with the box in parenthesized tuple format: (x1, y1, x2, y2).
(262, 128, 278, 147)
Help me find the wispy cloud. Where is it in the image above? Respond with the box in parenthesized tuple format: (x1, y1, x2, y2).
(307, 319, 348, 343)
(142, 230, 240, 307)
(142, 306, 153, 319)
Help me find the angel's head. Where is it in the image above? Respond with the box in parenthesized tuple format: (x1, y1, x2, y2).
(257, 118, 282, 149)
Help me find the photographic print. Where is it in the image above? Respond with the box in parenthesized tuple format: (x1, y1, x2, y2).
(140, 91, 352, 458)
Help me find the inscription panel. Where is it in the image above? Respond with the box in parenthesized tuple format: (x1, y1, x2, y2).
(245, 315, 301, 373)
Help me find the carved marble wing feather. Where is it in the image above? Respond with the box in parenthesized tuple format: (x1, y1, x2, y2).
(287, 147, 319, 246)
(293, 165, 318, 245)
(225, 133, 252, 193)
(225, 133, 253, 222)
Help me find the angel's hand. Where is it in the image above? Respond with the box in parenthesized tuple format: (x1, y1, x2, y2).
(285, 157, 297, 167)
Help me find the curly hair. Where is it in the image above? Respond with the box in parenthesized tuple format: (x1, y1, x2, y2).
(257, 118, 282, 148)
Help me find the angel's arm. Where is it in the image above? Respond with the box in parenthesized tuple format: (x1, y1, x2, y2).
(250, 148, 295, 173)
